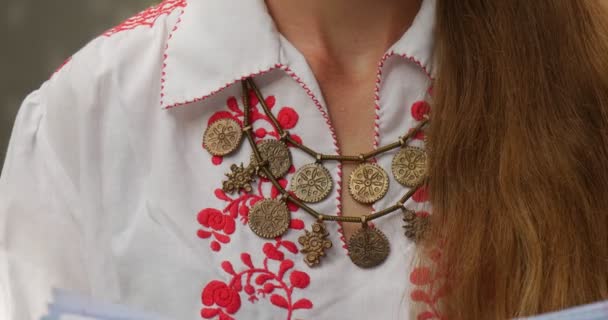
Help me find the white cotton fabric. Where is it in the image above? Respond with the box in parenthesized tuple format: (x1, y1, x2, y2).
(0, 0, 436, 319)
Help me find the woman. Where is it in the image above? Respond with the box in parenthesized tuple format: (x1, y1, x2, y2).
(1, 0, 607, 319)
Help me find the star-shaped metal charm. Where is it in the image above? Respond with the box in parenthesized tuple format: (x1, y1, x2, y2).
(298, 221, 333, 267)
(222, 163, 257, 194)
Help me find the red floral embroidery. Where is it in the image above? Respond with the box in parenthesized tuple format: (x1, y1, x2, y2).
(196, 187, 304, 252)
(411, 100, 431, 121)
(201, 240, 314, 320)
(196, 90, 305, 252)
(410, 246, 449, 320)
(102, 0, 186, 37)
(206, 93, 302, 166)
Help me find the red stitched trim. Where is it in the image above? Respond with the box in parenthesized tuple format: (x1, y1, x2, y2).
(160, 1, 187, 107)
(103, 0, 186, 37)
(163, 66, 280, 109)
(49, 56, 72, 79)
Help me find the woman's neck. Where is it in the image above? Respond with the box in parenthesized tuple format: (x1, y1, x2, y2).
(265, 0, 422, 77)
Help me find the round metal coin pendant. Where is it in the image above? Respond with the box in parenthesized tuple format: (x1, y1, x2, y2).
(348, 163, 389, 204)
(203, 118, 243, 156)
(291, 163, 333, 203)
(348, 227, 390, 268)
(248, 199, 290, 239)
(391, 146, 428, 187)
(250, 140, 292, 178)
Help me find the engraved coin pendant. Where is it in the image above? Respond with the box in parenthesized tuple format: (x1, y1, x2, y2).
(248, 199, 290, 239)
(392, 146, 428, 187)
(348, 163, 389, 204)
(250, 140, 292, 178)
(348, 227, 390, 268)
(291, 163, 333, 203)
(203, 118, 243, 156)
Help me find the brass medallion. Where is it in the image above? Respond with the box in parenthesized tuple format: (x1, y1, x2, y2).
(203, 118, 243, 156)
(291, 163, 333, 203)
(248, 199, 290, 239)
(392, 146, 428, 187)
(250, 140, 292, 178)
(298, 221, 333, 267)
(222, 163, 257, 194)
(348, 226, 390, 268)
(348, 163, 389, 204)
(403, 208, 429, 242)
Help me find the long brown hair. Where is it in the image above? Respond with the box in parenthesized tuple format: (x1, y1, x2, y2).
(420, 0, 608, 318)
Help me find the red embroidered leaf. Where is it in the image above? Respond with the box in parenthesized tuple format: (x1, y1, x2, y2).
(200, 307, 220, 318)
(240, 253, 254, 269)
(210, 241, 221, 252)
(213, 232, 231, 244)
(263, 243, 285, 261)
(263, 283, 275, 294)
(221, 261, 236, 275)
(286, 201, 299, 212)
(281, 240, 299, 254)
(238, 204, 249, 218)
(266, 96, 276, 109)
(289, 270, 310, 289)
(244, 284, 255, 295)
(248, 90, 258, 107)
(232, 275, 243, 292)
(270, 179, 289, 198)
(226, 97, 243, 115)
(255, 273, 274, 285)
(270, 294, 289, 309)
(410, 289, 432, 303)
(292, 298, 313, 310)
(215, 189, 231, 201)
(228, 201, 239, 218)
(197, 230, 212, 239)
(212, 156, 223, 165)
(417, 311, 437, 320)
(218, 312, 235, 320)
(223, 217, 236, 235)
(252, 128, 266, 139)
(289, 219, 305, 230)
(289, 134, 303, 145)
(277, 260, 295, 279)
(410, 267, 432, 286)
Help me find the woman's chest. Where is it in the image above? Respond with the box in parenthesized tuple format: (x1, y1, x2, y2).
(106, 60, 434, 319)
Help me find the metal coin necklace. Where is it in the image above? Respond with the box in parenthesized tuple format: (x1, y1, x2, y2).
(202, 78, 430, 269)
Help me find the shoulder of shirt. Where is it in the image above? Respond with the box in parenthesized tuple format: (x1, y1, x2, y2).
(46, 0, 186, 98)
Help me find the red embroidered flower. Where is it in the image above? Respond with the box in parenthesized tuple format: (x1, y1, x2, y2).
(289, 271, 310, 289)
(202, 281, 241, 315)
(411, 101, 431, 121)
(277, 107, 299, 129)
(198, 209, 236, 234)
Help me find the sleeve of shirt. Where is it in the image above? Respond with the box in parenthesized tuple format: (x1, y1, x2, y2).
(0, 81, 93, 320)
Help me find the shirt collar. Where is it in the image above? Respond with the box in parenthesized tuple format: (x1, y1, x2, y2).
(161, 0, 436, 109)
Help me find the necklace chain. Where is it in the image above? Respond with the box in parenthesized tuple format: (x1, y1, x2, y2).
(242, 78, 428, 224)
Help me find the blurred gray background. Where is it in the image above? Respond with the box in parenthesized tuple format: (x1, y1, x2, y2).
(2, 1, 157, 168)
